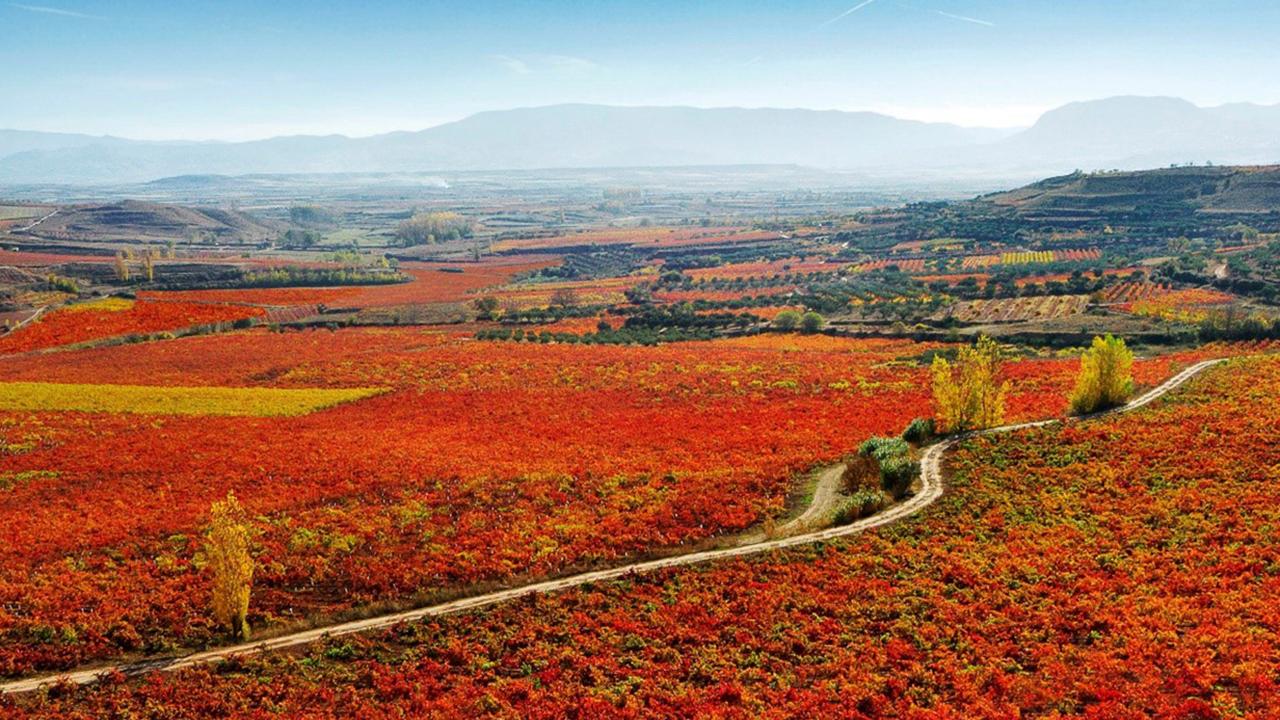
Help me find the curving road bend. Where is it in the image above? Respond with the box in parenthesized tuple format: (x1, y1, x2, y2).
(0, 358, 1227, 695)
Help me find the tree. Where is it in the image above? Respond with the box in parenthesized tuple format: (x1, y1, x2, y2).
(1070, 334, 1135, 414)
(800, 311, 825, 333)
(141, 249, 156, 282)
(930, 335, 1008, 433)
(113, 252, 131, 282)
(773, 310, 801, 331)
(280, 228, 321, 249)
(205, 492, 255, 640)
(549, 288, 579, 309)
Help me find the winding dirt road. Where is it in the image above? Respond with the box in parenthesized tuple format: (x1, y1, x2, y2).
(0, 358, 1226, 695)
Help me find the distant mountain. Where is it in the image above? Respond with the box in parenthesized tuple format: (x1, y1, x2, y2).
(2, 98, 1279, 185)
(0, 105, 1010, 184)
(0, 129, 120, 159)
(991, 96, 1280, 170)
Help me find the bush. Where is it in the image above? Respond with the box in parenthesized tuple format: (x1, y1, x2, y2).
(858, 436, 910, 460)
(832, 489, 889, 525)
(772, 310, 801, 331)
(878, 456, 920, 498)
(841, 454, 880, 493)
(857, 436, 919, 499)
(800, 311, 825, 333)
(901, 417, 934, 443)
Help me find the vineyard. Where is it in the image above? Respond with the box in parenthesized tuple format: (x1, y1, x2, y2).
(11, 352, 1278, 717)
(0, 299, 264, 354)
(1099, 280, 1168, 303)
(0, 322, 1220, 678)
(858, 249, 1102, 274)
(941, 294, 1090, 324)
(1118, 287, 1241, 322)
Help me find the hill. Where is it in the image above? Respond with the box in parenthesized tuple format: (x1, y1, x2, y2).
(14, 200, 283, 245)
(984, 165, 1280, 220)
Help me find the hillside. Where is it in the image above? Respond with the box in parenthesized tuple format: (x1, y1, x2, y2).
(14, 200, 283, 245)
(982, 165, 1280, 220)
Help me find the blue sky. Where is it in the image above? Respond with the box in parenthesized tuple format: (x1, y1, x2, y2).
(2, 0, 1278, 140)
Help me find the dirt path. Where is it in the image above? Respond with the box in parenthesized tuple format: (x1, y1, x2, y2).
(777, 464, 846, 534)
(0, 358, 1226, 695)
(13, 209, 58, 234)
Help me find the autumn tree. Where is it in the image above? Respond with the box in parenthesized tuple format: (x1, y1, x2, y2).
(141, 248, 156, 282)
(930, 335, 1008, 433)
(1069, 334, 1135, 414)
(205, 492, 255, 640)
(113, 252, 131, 282)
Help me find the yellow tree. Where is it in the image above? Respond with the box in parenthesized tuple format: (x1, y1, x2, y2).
(1069, 334, 1135, 414)
(205, 492, 255, 640)
(931, 335, 1009, 433)
(113, 252, 131, 282)
(141, 249, 156, 282)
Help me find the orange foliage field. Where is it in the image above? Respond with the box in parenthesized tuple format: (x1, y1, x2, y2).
(10, 350, 1280, 716)
(0, 327, 1217, 676)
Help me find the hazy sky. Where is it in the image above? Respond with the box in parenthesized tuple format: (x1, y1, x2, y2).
(2, 0, 1278, 141)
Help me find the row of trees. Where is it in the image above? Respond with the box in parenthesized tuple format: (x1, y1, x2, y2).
(394, 211, 474, 246)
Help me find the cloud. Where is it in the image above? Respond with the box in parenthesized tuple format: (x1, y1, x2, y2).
(9, 3, 99, 19)
(818, 0, 877, 29)
(934, 9, 994, 27)
(491, 54, 602, 76)
(492, 54, 532, 75)
(542, 54, 600, 72)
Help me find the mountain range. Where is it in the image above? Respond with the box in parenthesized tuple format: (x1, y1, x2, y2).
(2, 96, 1279, 186)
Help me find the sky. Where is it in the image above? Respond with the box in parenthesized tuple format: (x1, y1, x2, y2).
(2, 0, 1278, 141)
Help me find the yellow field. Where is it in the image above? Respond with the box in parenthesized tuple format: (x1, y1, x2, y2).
(61, 297, 135, 313)
(1000, 251, 1054, 265)
(0, 382, 388, 417)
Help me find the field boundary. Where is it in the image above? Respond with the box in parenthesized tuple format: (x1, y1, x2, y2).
(0, 358, 1226, 695)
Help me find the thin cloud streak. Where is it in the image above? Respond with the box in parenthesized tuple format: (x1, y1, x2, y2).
(492, 54, 532, 75)
(934, 10, 994, 26)
(9, 3, 99, 19)
(818, 0, 876, 28)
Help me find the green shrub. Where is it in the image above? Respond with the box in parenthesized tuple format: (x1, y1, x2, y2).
(858, 436, 910, 461)
(832, 489, 889, 525)
(901, 417, 934, 443)
(800, 311, 825, 333)
(773, 310, 801, 331)
(857, 436, 919, 499)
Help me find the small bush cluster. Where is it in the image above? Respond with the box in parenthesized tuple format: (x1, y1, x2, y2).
(858, 436, 919, 499)
(832, 488, 889, 525)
